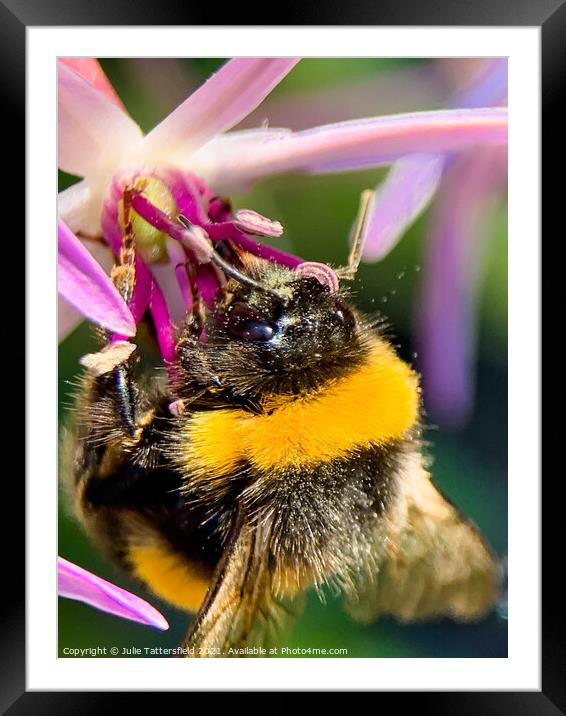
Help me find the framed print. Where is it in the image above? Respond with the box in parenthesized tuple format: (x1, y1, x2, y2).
(7, 0, 556, 708)
(55, 53, 511, 664)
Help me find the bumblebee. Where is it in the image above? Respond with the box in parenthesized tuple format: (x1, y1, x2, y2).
(64, 191, 499, 656)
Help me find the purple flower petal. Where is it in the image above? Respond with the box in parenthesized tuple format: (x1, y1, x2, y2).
(416, 149, 504, 426)
(142, 58, 299, 160)
(363, 59, 507, 261)
(58, 240, 115, 342)
(451, 58, 508, 108)
(189, 128, 292, 189)
(58, 220, 136, 336)
(58, 61, 143, 178)
(362, 155, 445, 261)
(58, 557, 169, 630)
(200, 108, 507, 190)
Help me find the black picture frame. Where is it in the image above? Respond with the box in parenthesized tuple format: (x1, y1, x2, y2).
(9, 0, 555, 708)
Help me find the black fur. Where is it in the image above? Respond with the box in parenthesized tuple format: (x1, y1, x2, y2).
(175, 260, 381, 402)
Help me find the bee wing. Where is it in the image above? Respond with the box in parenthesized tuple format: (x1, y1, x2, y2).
(346, 459, 500, 623)
(184, 507, 304, 656)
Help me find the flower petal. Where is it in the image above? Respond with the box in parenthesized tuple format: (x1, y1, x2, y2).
(201, 108, 507, 191)
(58, 220, 136, 336)
(58, 297, 83, 341)
(58, 557, 169, 630)
(58, 180, 103, 237)
(363, 59, 508, 261)
(141, 58, 299, 161)
(416, 150, 504, 426)
(59, 58, 126, 110)
(362, 155, 445, 261)
(58, 61, 143, 177)
(189, 128, 292, 190)
(58, 240, 115, 342)
(451, 58, 508, 108)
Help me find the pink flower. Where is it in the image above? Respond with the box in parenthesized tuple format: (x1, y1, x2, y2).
(58, 557, 168, 630)
(58, 58, 508, 624)
(58, 58, 506, 342)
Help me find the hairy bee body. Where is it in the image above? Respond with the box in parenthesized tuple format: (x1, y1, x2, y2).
(66, 257, 498, 654)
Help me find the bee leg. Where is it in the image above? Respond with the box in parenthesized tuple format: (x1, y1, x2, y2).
(111, 361, 140, 442)
(79, 185, 147, 444)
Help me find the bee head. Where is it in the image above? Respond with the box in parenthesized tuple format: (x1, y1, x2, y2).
(177, 190, 376, 398)
(197, 259, 371, 397)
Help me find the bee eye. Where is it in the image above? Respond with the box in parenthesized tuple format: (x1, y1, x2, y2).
(226, 302, 275, 342)
(333, 299, 355, 330)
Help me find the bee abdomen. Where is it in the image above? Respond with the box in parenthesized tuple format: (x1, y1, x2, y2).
(242, 442, 408, 594)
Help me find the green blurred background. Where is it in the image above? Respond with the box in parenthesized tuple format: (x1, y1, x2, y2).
(58, 59, 507, 657)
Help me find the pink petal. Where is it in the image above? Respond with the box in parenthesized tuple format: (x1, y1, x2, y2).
(362, 155, 444, 261)
(58, 180, 102, 237)
(451, 58, 508, 108)
(200, 107, 507, 189)
(58, 240, 115, 342)
(142, 58, 299, 160)
(59, 58, 125, 110)
(58, 297, 83, 341)
(363, 59, 507, 261)
(58, 557, 169, 630)
(58, 220, 136, 336)
(189, 127, 292, 190)
(238, 64, 447, 131)
(58, 61, 143, 177)
(416, 149, 504, 426)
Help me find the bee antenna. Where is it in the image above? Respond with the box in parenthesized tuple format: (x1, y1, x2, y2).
(336, 189, 374, 281)
(178, 215, 289, 305)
